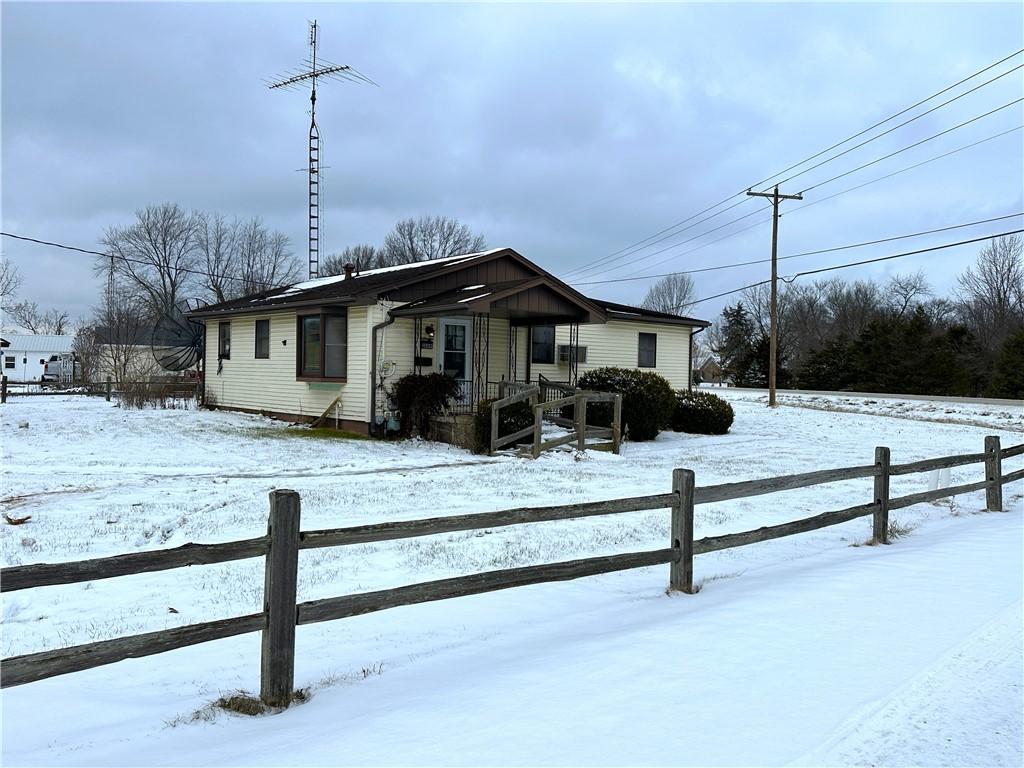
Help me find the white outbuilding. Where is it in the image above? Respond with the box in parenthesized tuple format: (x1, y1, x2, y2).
(0, 334, 74, 383)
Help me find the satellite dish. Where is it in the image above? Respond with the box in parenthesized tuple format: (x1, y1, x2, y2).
(151, 306, 204, 372)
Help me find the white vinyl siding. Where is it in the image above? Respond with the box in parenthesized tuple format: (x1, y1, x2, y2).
(204, 307, 371, 422)
(528, 320, 692, 390)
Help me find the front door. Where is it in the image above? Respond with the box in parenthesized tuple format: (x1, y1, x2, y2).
(438, 317, 473, 402)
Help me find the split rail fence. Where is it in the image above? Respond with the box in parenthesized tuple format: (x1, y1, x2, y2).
(2, 436, 1021, 708)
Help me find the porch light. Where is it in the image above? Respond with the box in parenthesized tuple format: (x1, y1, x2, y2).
(425, 325, 435, 339)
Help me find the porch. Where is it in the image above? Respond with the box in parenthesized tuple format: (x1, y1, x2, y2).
(383, 276, 605, 417)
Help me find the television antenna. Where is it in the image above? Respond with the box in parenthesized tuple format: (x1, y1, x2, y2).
(266, 20, 377, 280)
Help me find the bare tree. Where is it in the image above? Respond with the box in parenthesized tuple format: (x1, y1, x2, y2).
(956, 235, 1024, 353)
(196, 213, 238, 304)
(381, 216, 486, 266)
(1, 259, 22, 305)
(321, 244, 380, 276)
(92, 283, 154, 384)
(7, 301, 70, 334)
(886, 270, 931, 317)
(641, 273, 696, 315)
(100, 203, 202, 319)
(823, 279, 883, 340)
(195, 214, 301, 302)
(72, 320, 103, 384)
(232, 219, 301, 296)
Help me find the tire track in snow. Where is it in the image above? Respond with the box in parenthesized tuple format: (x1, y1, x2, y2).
(791, 600, 1024, 767)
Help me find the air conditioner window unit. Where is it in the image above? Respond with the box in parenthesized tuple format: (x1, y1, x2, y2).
(557, 345, 587, 364)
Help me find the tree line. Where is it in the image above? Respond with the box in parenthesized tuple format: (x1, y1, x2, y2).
(1, 203, 487, 383)
(699, 235, 1024, 398)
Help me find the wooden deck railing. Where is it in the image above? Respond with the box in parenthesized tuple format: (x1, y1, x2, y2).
(488, 386, 623, 456)
(2, 436, 1020, 707)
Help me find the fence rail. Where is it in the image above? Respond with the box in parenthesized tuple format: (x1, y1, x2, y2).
(2, 436, 1020, 703)
(488, 386, 622, 457)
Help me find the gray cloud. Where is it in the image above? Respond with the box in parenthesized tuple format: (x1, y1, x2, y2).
(2, 1, 1021, 324)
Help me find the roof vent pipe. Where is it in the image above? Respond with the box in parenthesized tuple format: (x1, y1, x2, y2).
(344, 263, 355, 280)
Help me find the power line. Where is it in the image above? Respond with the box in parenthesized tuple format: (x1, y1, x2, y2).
(800, 97, 1023, 194)
(764, 62, 1023, 191)
(681, 229, 1023, 309)
(562, 47, 1024, 279)
(568, 200, 773, 281)
(578, 107, 1022, 284)
(744, 48, 1024, 192)
(783, 124, 1023, 217)
(0, 231, 282, 290)
(784, 229, 1023, 280)
(571, 97, 1022, 283)
(576, 212, 1023, 285)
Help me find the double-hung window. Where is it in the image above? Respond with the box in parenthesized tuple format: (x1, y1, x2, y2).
(530, 325, 555, 365)
(218, 322, 231, 360)
(638, 332, 657, 368)
(297, 310, 347, 380)
(255, 319, 270, 359)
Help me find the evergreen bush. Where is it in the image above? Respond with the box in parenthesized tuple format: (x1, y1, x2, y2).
(571, 367, 675, 441)
(388, 373, 462, 438)
(671, 390, 734, 435)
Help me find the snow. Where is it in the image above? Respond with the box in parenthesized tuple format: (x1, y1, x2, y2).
(1, 393, 1021, 766)
(267, 249, 507, 299)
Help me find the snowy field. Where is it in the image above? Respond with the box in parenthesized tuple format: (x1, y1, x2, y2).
(1, 392, 1022, 766)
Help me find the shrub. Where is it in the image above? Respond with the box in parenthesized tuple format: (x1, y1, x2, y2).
(473, 398, 534, 453)
(388, 373, 462, 438)
(671, 390, 734, 435)
(572, 367, 675, 441)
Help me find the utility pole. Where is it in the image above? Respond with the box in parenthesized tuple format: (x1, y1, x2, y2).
(746, 185, 802, 407)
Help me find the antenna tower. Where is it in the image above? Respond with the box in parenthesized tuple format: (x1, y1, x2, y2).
(266, 20, 376, 279)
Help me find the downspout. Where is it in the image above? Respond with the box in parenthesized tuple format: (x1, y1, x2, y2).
(370, 307, 396, 437)
(689, 326, 705, 392)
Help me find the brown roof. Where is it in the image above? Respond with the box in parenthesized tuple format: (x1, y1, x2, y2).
(187, 247, 708, 328)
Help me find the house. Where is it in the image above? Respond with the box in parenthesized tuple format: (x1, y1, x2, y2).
(188, 248, 709, 434)
(0, 334, 74, 383)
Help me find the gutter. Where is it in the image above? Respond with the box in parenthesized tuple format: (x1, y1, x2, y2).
(369, 306, 397, 438)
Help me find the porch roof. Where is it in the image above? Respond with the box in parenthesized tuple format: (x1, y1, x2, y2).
(389, 277, 604, 325)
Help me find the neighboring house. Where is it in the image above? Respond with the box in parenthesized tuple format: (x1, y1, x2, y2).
(0, 334, 74, 383)
(188, 247, 709, 434)
(697, 358, 727, 385)
(91, 325, 184, 384)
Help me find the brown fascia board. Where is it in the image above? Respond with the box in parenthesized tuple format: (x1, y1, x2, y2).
(368, 249, 607, 323)
(188, 248, 607, 321)
(603, 308, 711, 328)
(188, 296, 358, 320)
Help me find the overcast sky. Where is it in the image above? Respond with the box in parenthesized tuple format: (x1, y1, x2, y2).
(2, 2, 1022, 324)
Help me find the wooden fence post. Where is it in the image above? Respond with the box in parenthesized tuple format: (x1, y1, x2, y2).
(872, 446, 890, 544)
(105, 376, 112, 402)
(261, 489, 301, 709)
(531, 402, 543, 459)
(669, 468, 695, 593)
(1, 375, 7, 404)
(490, 400, 500, 456)
(611, 394, 623, 455)
(985, 436, 1002, 512)
(576, 394, 587, 451)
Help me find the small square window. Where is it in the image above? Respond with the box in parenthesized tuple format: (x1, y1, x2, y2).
(255, 319, 270, 359)
(638, 332, 657, 368)
(3, 359, 14, 369)
(218, 321, 231, 360)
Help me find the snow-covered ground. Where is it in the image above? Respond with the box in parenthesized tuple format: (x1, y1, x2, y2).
(1, 394, 1021, 766)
